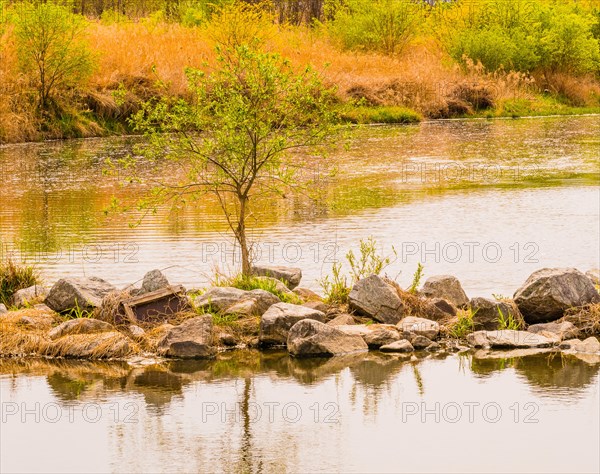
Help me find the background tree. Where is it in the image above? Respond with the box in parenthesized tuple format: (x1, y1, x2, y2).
(13, 2, 94, 111)
(129, 43, 338, 275)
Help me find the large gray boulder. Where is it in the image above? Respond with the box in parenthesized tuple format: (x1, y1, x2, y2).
(514, 268, 600, 323)
(469, 297, 521, 331)
(287, 319, 368, 357)
(140, 269, 170, 294)
(44, 277, 117, 313)
(48, 318, 115, 340)
(467, 330, 555, 349)
(397, 316, 440, 340)
(380, 340, 414, 353)
(252, 265, 302, 289)
(527, 321, 579, 341)
(260, 303, 325, 346)
(349, 275, 404, 324)
(11, 285, 49, 308)
(157, 315, 215, 359)
(421, 275, 469, 308)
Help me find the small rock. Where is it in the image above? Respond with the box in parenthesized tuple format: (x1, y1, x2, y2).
(287, 319, 368, 357)
(218, 332, 237, 346)
(349, 275, 404, 324)
(0, 304, 7, 314)
(585, 268, 600, 286)
(224, 289, 280, 316)
(559, 337, 600, 354)
(252, 265, 302, 289)
(293, 287, 323, 302)
(193, 287, 247, 313)
(140, 269, 170, 294)
(48, 318, 115, 340)
(11, 285, 48, 308)
(129, 325, 145, 338)
(157, 315, 215, 359)
(302, 300, 329, 313)
(411, 335, 433, 350)
(380, 340, 414, 353)
(260, 302, 326, 346)
(327, 314, 356, 326)
(427, 298, 457, 319)
(362, 326, 401, 348)
(397, 316, 440, 340)
(421, 275, 469, 308)
(469, 297, 521, 331)
(527, 321, 579, 341)
(45, 277, 117, 313)
(426, 342, 441, 352)
(466, 330, 555, 349)
(514, 268, 600, 323)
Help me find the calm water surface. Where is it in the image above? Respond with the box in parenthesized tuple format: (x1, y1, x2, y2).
(1, 350, 599, 473)
(0, 116, 599, 295)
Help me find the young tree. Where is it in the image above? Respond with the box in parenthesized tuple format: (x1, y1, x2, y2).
(129, 44, 338, 275)
(13, 2, 94, 111)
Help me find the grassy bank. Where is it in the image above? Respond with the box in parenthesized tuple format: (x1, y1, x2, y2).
(1, 1, 600, 143)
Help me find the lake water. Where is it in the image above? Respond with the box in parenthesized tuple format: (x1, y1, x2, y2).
(1, 350, 599, 473)
(1, 116, 600, 473)
(1, 116, 599, 296)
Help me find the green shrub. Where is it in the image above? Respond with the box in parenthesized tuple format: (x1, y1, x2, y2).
(219, 273, 301, 304)
(327, 0, 422, 55)
(439, 0, 600, 75)
(12, 1, 95, 110)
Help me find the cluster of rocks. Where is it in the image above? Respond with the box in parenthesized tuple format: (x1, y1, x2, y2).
(2, 265, 599, 360)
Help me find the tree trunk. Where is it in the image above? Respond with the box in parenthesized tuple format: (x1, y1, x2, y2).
(236, 194, 251, 276)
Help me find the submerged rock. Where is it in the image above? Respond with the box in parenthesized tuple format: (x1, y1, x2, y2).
(140, 269, 170, 294)
(259, 302, 326, 346)
(252, 265, 302, 289)
(287, 319, 368, 357)
(45, 277, 117, 313)
(349, 275, 404, 324)
(467, 330, 555, 349)
(380, 340, 414, 353)
(397, 316, 440, 340)
(157, 315, 215, 359)
(469, 297, 521, 331)
(421, 275, 469, 308)
(514, 268, 600, 324)
(559, 337, 600, 354)
(410, 335, 433, 350)
(48, 318, 115, 340)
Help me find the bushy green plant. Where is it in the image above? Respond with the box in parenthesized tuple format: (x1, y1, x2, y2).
(448, 308, 476, 339)
(327, 0, 422, 55)
(12, 1, 95, 110)
(0, 258, 39, 307)
(319, 262, 350, 305)
(438, 0, 600, 75)
(497, 307, 521, 330)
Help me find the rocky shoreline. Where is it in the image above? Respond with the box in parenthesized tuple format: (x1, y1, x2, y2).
(1, 266, 599, 361)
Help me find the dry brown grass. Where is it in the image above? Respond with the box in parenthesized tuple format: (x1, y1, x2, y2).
(43, 331, 139, 358)
(561, 303, 600, 337)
